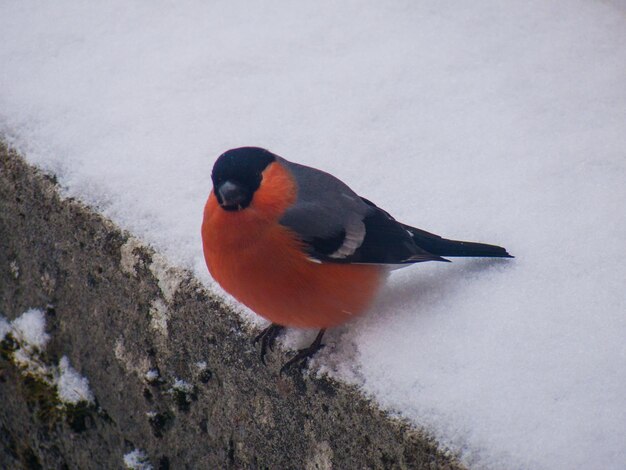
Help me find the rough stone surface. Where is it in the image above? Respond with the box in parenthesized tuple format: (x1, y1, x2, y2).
(0, 141, 464, 470)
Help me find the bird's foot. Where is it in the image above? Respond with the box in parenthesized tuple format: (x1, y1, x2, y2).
(254, 323, 284, 365)
(280, 329, 326, 375)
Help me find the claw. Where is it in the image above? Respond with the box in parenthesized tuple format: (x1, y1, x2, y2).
(280, 329, 326, 374)
(254, 323, 284, 364)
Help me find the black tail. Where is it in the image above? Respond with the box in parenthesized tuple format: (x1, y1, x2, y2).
(403, 224, 513, 258)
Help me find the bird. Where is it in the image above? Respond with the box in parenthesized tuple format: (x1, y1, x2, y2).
(201, 147, 513, 372)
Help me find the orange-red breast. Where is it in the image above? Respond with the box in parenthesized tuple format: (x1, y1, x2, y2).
(201, 147, 512, 371)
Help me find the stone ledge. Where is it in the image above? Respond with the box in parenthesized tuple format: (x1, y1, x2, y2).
(0, 141, 463, 469)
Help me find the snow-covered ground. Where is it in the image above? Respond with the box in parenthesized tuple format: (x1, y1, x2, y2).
(1, 1, 625, 468)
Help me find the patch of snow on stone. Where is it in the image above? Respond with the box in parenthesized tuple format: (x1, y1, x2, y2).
(145, 368, 160, 382)
(11, 308, 49, 349)
(172, 378, 193, 393)
(1, 310, 95, 405)
(123, 449, 152, 470)
(56, 356, 95, 404)
(9, 260, 19, 279)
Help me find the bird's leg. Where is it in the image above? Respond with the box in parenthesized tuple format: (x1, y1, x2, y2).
(254, 323, 285, 365)
(280, 328, 326, 374)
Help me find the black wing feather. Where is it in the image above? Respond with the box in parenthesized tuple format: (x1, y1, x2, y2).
(299, 198, 446, 264)
(309, 229, 346, 256)
(348, 198, 447, 264)
(402, 224, 513, 258)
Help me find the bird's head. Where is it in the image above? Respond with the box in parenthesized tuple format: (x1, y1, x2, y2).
(211, 147, 276, 211)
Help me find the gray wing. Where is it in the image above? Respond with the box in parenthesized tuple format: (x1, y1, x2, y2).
(278, 158, 444, 264)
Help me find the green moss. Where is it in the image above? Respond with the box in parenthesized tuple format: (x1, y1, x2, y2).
(171, 385, 197, 413)
(21, 373, 67, 425)
(0, 333, 19, 361)
(1, 333, 109, 433)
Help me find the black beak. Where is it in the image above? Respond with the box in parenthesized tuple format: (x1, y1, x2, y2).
(216, 180, 249, 210)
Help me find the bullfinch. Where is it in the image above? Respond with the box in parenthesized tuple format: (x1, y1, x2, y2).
(201, 147, 512, 372)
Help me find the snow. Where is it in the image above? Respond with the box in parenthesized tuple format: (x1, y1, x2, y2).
(145, 369, 160, 383)
(1, 1, 626, 468)
(1, 310, 95, 405)
(10, 308, 50, 350)
(172, 378, 193, 393)
(1, 309, 51, 378)
(123, 449, 152, 470)
(57, 356, 95, 405)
